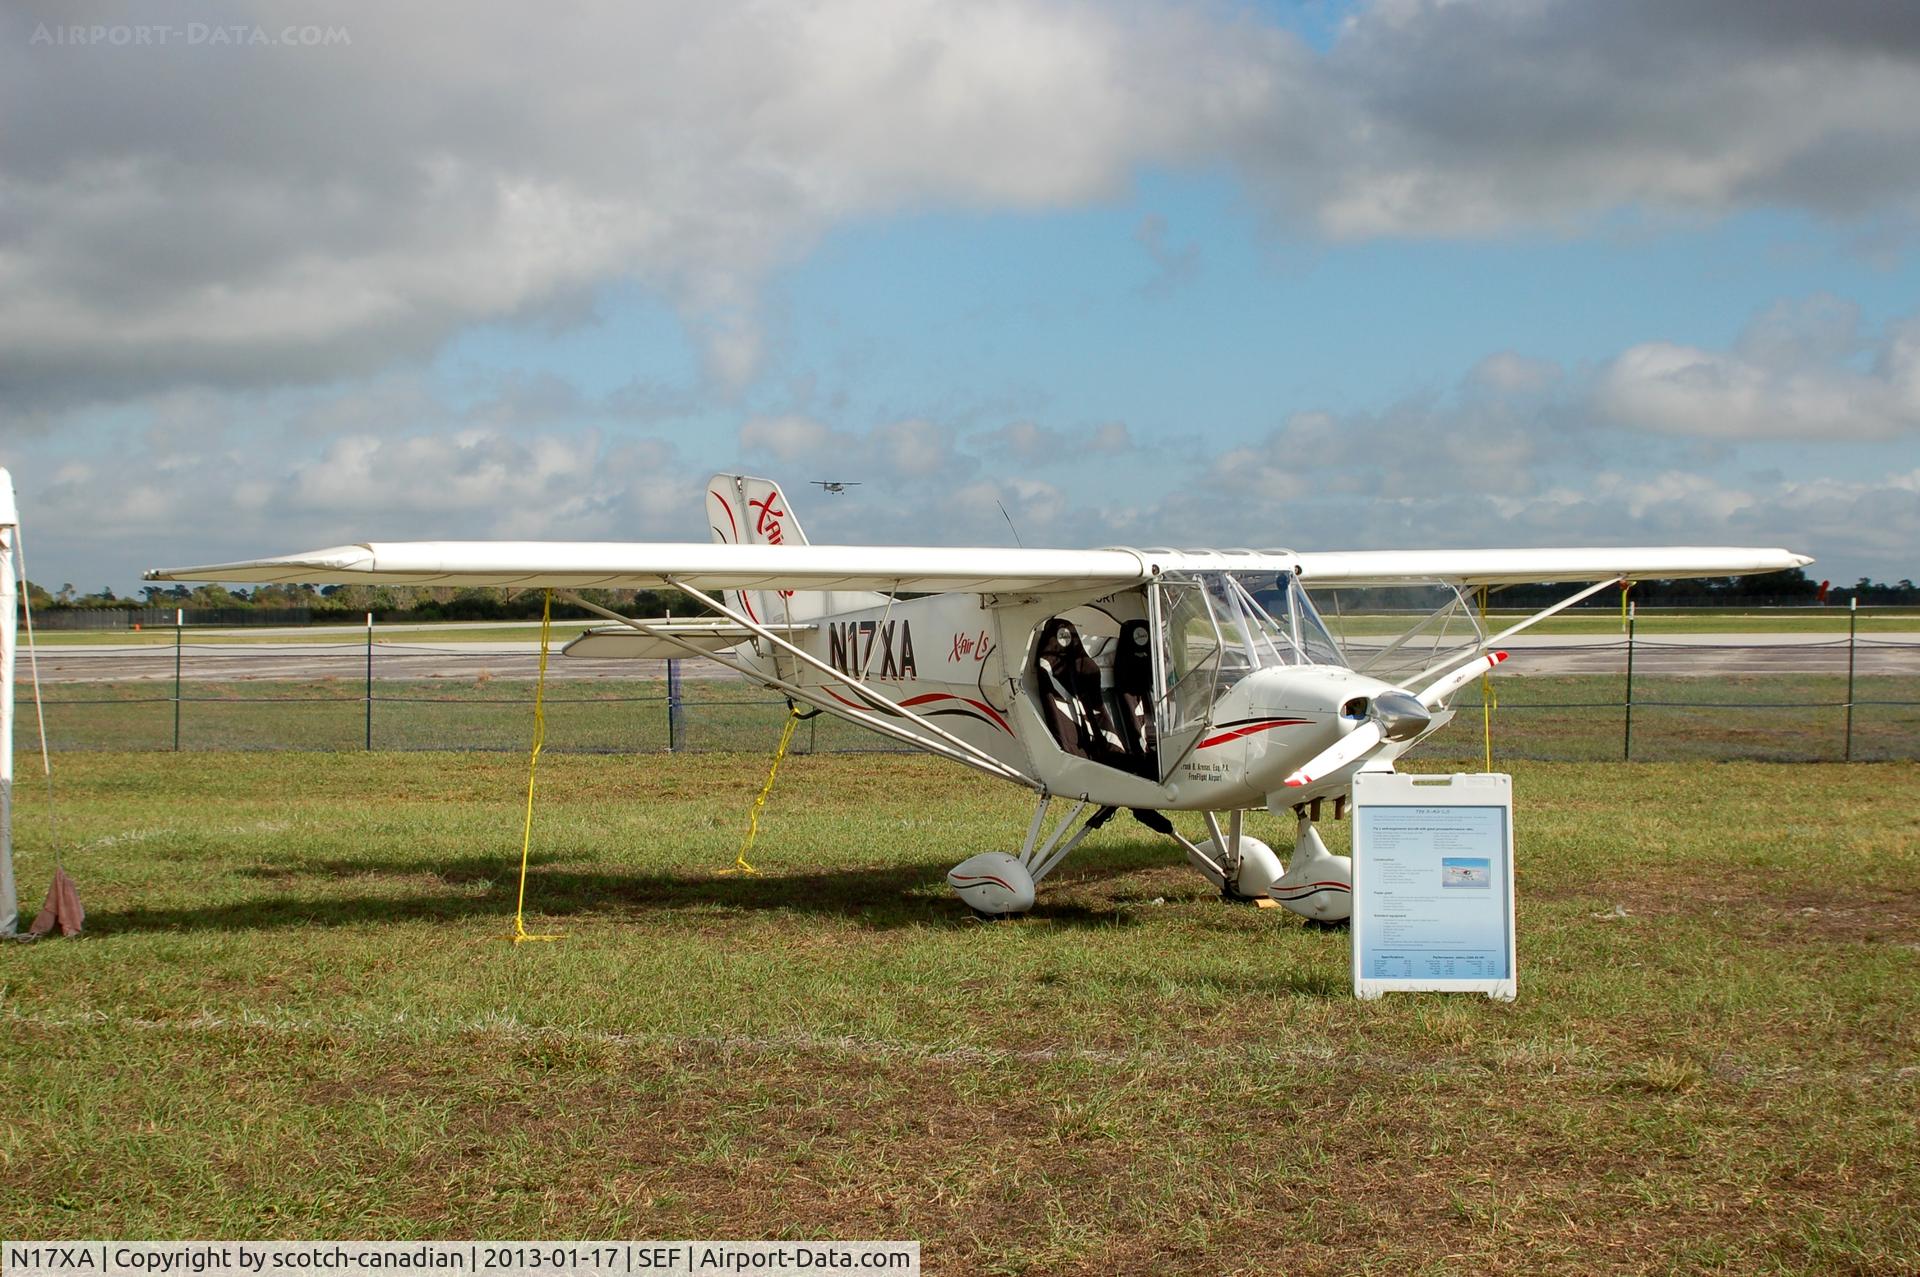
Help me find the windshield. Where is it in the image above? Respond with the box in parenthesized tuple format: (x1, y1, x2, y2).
(1152, 571, 1346, 715)
(1144, 571, 1345, 778)
(1209, 572, 1347, 682)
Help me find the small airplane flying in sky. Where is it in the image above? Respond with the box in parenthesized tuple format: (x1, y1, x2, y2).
(149, 475, 1809, 922)
(811, 480, 861, 494)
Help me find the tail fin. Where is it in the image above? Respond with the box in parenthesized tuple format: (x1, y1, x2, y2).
(705, 474, 882, 625)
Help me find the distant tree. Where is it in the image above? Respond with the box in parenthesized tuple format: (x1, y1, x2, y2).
(189, 583, 237, 608)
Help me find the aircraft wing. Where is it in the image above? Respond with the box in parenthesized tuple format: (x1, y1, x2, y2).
(147, 541, 1810, 593)
(146, 541, 1299, 594)
(1291, 546, 1812, 588)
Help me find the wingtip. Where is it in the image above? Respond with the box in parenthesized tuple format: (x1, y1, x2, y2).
(1492, 650, 1508, 664)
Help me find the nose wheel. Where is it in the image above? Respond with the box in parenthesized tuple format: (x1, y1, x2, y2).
(1270, 804, 1352, 922)
(1156, 804, 1354, 922)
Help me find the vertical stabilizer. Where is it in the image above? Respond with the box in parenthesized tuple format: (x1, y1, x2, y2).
(705, 474, 884, 624)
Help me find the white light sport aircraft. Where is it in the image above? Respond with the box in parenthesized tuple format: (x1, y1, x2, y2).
(149, 476, 1810, 922)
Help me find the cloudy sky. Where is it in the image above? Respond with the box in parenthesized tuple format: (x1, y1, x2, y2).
(5, 0, 1920, 591)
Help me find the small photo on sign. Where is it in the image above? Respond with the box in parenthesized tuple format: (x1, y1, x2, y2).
(1441, 857, 1492, 889)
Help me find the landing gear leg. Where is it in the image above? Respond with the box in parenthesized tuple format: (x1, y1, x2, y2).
(1151, 810, 1284, 903)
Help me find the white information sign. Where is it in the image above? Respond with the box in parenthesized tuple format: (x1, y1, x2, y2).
(1351, 772, 1516, 1001)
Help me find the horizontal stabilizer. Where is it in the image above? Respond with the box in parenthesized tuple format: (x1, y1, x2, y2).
(561, 620, 814, 661)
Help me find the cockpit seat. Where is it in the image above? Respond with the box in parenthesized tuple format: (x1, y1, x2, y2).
(1111, 619, 1157, 776)
(1034, 618, 1128, 766)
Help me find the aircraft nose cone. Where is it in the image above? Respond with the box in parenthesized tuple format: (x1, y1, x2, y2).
(1373, 690, 1431, 742)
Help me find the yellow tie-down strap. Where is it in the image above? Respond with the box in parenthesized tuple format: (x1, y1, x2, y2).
(724, 704, 805, 876)
(511, 590, 562, 944)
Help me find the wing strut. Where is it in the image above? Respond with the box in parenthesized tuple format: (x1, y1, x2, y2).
(560, 591, 1038, 789)
(1404, 575, 1625, 695)
(1478, 575, 1627, 649)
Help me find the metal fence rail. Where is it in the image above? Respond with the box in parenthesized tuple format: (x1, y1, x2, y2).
(17, 619, 1920, 763)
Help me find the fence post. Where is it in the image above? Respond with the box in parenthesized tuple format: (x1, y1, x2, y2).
(667, 658, 683, 752)
(1844, 598, 1857, 762)
(1622, 601, 1635, 762)
(364, 611, 374, 750)
(173, 607, 183, 751)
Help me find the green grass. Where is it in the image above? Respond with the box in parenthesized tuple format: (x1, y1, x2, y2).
(17, 677, 895, 755)
(2, 752, 1916, 1274)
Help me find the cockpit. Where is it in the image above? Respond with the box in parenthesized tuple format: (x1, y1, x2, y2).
(1028, 570, 1346, 781)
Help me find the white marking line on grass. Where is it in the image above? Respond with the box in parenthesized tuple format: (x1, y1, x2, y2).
(68, 820, 294, 853)
(80, 827, 175, 849)
(3, 1006, 1911, 1088)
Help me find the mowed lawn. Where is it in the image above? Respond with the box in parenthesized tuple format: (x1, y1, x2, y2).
(1, 752, 1916, 1275)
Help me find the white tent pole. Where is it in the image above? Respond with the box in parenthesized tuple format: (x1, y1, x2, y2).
(0, 467, 17, 936)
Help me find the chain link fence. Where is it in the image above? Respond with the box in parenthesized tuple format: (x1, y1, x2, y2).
(18, 618, 1920, 763)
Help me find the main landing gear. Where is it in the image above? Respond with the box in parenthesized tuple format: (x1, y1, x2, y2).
(945, 795, 1353, 922)
(946, 796, 1116, 917)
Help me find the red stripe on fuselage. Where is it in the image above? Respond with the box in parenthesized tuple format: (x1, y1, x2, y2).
(901, 692, 1013, 734)
(1197, 718, 1311, 749)
(823, 686, 1013, 735)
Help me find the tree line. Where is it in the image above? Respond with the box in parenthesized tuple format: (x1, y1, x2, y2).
(27, 581, 695, 621)
(1492, 568, 1918, 608)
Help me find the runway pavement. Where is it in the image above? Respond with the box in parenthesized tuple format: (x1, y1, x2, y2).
(27, 631, 1920, 683)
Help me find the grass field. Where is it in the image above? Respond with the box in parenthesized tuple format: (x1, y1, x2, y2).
(2, 752, 1916, 1274)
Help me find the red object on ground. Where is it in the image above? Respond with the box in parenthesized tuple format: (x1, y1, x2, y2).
(26, 867, 84, 938)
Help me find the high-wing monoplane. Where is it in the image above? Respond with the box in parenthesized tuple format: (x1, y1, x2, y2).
(149, 475, 1810, 921)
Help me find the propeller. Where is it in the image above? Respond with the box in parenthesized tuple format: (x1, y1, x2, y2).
(1415, 648, 1509, 706)
(1279, 651, 1507, 790)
